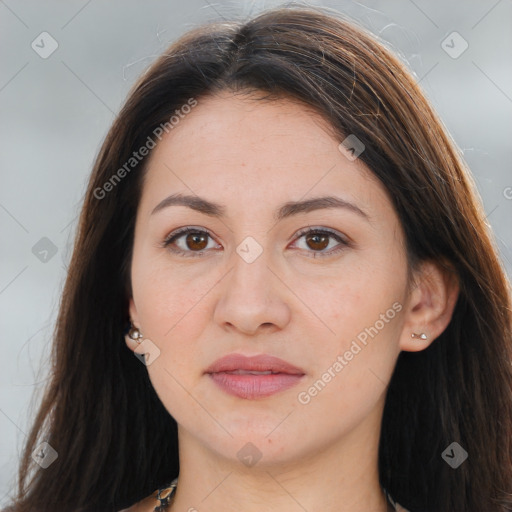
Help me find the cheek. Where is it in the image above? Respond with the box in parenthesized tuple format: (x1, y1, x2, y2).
(131, 256, 224, 368)
(295, 308, 403, 433)
(289, 258, 405, 387)
(292, 260, 404, 335)
(132, 250, 218, 339)
(296, 361, 387, 443)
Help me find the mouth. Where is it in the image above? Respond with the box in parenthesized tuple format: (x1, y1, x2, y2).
(205, 354, 305, 400)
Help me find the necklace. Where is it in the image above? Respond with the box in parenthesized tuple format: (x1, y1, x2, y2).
(152, 479, 403, 511)
(153, 478, 177, 511)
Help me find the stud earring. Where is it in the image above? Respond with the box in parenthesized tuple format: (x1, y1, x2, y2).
(127, 323, 144, 344)
(411, 332, 427, 340)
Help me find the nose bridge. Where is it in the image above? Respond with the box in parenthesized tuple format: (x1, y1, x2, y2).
(213, 234, 291, 333)
(230, 235, 274, 298)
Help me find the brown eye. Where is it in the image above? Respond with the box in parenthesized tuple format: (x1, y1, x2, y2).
(163, 227, 218, 257)
(184, 232, 208, 251)
(304, 232, 330, 251)
(163, 226, 349, 259)
(293, 227, 350, 258)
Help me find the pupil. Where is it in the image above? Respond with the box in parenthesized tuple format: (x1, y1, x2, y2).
(183, 232, 330, 252)
(307, 233, 328, 251)
(187, 233, 207, 250)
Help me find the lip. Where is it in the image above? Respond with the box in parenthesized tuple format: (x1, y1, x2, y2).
(205, 354, 305, 400)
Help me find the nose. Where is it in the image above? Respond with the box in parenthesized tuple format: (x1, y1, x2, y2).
(213, 245, 291, 337)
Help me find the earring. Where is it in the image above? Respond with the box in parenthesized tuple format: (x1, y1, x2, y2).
(127, 323, 144, 344)
(411, 332, 427, 340)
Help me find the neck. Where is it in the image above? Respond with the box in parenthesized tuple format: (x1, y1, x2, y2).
(169, 406, 389, 512)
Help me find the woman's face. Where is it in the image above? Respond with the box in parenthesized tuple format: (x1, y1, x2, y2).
(128, 91, 412, 466)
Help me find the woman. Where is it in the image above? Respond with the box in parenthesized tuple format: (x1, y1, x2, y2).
(7, 4, 512, 512)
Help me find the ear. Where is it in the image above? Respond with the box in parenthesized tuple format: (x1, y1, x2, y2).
(399, 260, 459, 352)
(124, 296, 142, 352)
(128, 296, 140, 327)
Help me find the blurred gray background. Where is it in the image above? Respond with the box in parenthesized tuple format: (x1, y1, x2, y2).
(1, 0, 511, 505)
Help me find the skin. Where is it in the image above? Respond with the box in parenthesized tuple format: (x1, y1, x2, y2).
(124, 91, 459, 512)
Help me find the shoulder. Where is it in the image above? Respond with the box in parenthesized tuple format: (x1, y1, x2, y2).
(118, 489, 159, 512)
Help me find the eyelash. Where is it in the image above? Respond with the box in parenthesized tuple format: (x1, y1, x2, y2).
(160, 226, 351, 259)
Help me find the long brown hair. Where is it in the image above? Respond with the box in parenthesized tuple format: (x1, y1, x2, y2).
(7, 4, 512, 511)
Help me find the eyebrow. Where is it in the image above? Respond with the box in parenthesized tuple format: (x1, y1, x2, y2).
(150, 193, 370, 221)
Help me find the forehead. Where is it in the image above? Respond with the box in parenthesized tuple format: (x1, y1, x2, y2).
(139, 91, 392, 224)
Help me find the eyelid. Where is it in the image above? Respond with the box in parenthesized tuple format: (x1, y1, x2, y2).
(162, 225, 216, 245)
(293, 225, 351, 244)
(161, 225, 351, 258)
(161, 226, 220, 257)
(290, 226, 352, 258)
